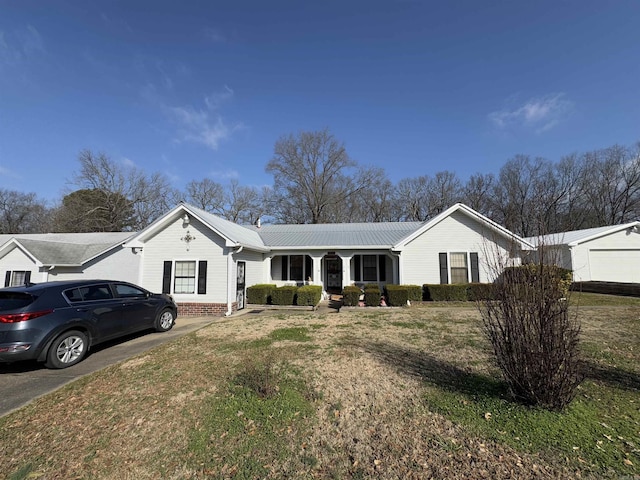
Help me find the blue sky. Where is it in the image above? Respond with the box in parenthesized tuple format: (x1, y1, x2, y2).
(1, 1, 639, 203)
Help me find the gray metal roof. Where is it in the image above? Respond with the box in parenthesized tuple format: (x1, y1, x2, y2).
(0, 232, 133, 266)
(525, 222, 640, 247)
(249, 222, 423, 248)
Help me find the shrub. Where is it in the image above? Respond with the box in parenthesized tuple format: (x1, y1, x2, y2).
(342, 286, 361, 306)
(246, 284, 276, 304)
(467, 283, 495, 301)
(405, 285, 422, 302)
(296, 285, 322, 306)
(424, 284, 468, 301)
(479, 263, 581, 411)
(384, 285, 409, 306)
(271, 286, 298, 305)
(363, 284, 381, 306)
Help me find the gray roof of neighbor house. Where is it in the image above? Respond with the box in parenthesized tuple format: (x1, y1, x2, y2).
(0, 232, 134, 266)
(248, 222, 423, 248)
(525, 222, 640, 247)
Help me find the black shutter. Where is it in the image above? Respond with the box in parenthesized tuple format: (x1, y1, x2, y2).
(378, 255, 386, 281)
(305, 255, 312, 281)
(470, 253, 480, 283)
(439, 253, 448, 284)
(281, 256, 288, 281)
(162, 261, 172, 294)
(24, 271, 31, 284)
(198, 261, 207, 294)
(354, 255, 361, 282)
(4, 271, 11, 287)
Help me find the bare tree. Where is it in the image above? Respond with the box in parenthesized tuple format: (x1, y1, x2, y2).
(266, 129, 376, 224)
(57, 150, 178, 231)
(393, 171, 462, 222)
(185, 178, 225, 213)
(223, 180, 262, 224)
(463, 173, 496, 217)
(0, 189, 51, 233)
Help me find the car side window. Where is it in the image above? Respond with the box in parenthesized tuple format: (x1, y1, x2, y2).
(114, 283, 146, 298)
(64, 288, 83, 303)
(79, 284, 113, 301)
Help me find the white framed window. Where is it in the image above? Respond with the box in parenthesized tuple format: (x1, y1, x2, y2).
(353, 254, 387, 283)
(174, 261, 196, 294)
(4, 270, 31, 287)
(439, 252, 480, 284)
(276, 255, 312, 282)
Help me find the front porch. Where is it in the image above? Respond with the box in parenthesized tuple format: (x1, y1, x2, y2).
(267, 252, 400, 295)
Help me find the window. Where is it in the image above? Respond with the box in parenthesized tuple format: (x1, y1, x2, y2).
(4, 271, 31, 287)
(79, 284, 113, 301)
(174, 261, 196, 294)
(439, 252, 480, 284)
(353, 255, 387, 283)
(277, 255, 313, 282)
(114, 283, 147, 298)
(162, 260, 207, 295)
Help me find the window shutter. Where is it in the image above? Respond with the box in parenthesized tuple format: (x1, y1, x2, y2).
(162, 261, 172, 294)
(305, 255, 312, 281)
(439, 253, 448, 284)
(470, 253, 480, 283)
(354, 255, 361, 282)
(281, 256, 288, 281)
(198, 261, 207, 294)
(4, 271, 10, 287)
(378, 255, 386, 281)
(24, 271, 31, 284)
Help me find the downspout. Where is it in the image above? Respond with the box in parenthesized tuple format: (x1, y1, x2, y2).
(225, 245, 244, 316)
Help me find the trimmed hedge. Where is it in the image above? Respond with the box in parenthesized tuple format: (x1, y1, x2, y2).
(246, 284, 276, 304)
(405, 284, 422, 302)
(342, 286, 361, 306)
(296, 285, 322, 306)
(424, 284, 469, 301)
(385, 285, 409, 306)
(502, 264, 572, 298)
(467, 283, 496, 301)
(271, 285, 298, 305)
(364, 284, 381, 306)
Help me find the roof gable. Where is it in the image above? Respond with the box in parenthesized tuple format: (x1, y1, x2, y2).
(526, 222, 640, 247)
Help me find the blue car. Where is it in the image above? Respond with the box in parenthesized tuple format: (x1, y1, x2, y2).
(0, 280, 178, 368)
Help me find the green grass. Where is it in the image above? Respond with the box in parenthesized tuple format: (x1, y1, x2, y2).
(424, 376, 640, 476)
(570, 292, 640, 306)
(188, 357, 316, 477)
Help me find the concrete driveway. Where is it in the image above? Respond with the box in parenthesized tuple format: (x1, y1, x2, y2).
(0, 316, 215, 417)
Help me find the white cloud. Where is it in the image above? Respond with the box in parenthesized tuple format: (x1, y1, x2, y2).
(208, 168, 239, 180)
(120, 157, 137, 168)
(489, 93, 573, 134)
(168, 104, 241, 150)
(202, 27, 226, 43)
(205, 85, 234, 110)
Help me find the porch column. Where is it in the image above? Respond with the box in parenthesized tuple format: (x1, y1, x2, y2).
(341, 255, 352, 290)
(265, 255, 272, 283)
(311, 255, 323, 289)
(391, 252, 401, 284)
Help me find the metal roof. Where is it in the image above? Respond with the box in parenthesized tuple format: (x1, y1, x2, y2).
(249, 222, 423, 248)
(525, 222, 640, 247)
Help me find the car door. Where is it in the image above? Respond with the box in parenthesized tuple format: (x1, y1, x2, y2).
(112, 283, 157, 333)
(74, 283, 123, 342)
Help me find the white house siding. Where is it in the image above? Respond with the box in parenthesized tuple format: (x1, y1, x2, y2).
(235, 249, 265, 289)
(401, 210, 518, 285)
(0, 246, 39, 283)
(47, 247, 140, 283)
(571, 229, 640, 282)
(139, 215, 229, 304)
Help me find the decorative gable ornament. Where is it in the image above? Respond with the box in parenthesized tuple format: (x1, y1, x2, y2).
(181, 230, 196, 250)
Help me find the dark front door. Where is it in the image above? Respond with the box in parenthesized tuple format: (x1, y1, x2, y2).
(325, 257, 342, 293)
(236, 261, 246, 310)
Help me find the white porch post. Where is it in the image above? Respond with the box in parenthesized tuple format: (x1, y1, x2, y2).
(311, 255, 323, 288)
(391, 252, 401, 284)
(341, 255, 352, 290)
(265, 255, 272, 284)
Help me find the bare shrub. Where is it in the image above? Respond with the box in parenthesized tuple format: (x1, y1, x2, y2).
(234, 354, 279, 398)
(479, 243, 582, 411)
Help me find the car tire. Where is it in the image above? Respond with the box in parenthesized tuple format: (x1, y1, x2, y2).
(45, 330, 88, 369)
(155, 308, 175, 332)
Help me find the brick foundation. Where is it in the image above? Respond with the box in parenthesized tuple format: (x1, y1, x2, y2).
(177, 302, 237, 317)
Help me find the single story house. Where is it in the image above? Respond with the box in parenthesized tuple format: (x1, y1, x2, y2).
(0, 202, 535, 315)
(525, 221, 640, 283)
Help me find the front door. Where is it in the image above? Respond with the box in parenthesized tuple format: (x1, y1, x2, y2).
(236, 261, 246, 310)
(325, 257, 342, 293)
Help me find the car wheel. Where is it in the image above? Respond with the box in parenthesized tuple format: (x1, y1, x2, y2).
(45, 330, 88, 369)
(155, 309, 175, 332)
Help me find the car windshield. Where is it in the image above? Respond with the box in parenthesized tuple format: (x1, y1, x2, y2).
(0, 292, 35, 311)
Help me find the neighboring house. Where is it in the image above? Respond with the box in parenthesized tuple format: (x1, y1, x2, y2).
(0, 232, 137, 287)
(525, 222, 640, 283)
(0, 202, 533, 316)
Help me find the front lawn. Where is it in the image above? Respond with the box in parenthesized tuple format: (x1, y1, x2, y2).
(1, 295, 639, 479)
